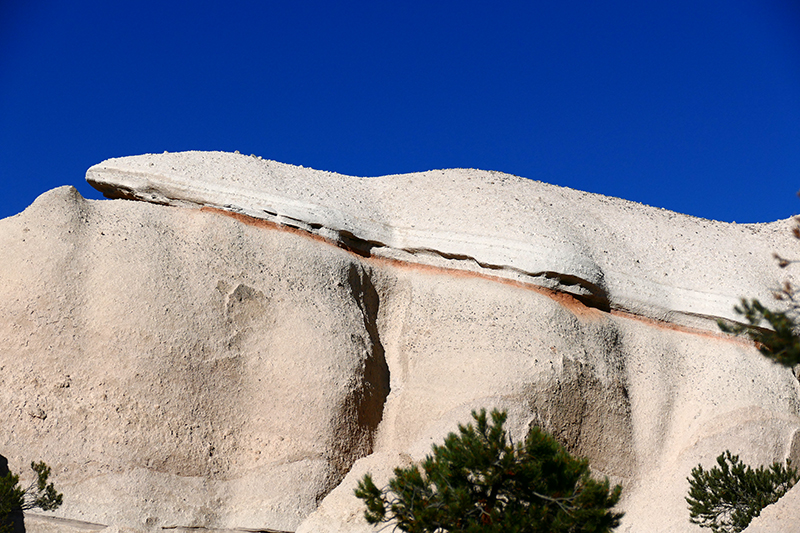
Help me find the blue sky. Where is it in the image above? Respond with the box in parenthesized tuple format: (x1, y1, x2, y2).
(2, 1, 799, 222)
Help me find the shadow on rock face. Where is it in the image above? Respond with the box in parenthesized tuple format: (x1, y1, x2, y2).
(522, 356, 634, 480)
(347, 264, 391, 449)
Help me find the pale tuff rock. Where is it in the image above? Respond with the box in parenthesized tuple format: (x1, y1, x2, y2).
(1, 186, 387, 532)
(0, 151, 798, 533)
(86, 151, 795, 328)
(741, 483, 800, 532)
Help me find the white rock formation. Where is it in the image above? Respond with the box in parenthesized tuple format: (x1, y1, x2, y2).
(0, 151, 798, 533)
(86, 151, 792, 328)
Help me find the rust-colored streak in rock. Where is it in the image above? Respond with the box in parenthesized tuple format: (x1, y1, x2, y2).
(201, 207, 599, 313)
(202, 206, 753, 347)
(369, 253, 605, 318)
(608, 309, 754, 346)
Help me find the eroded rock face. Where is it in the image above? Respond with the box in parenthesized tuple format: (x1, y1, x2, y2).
(1, 152, 799, 533)
(0, 186, 388, 531)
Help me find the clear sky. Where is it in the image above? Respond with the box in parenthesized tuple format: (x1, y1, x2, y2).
(2, 1, 799, 222)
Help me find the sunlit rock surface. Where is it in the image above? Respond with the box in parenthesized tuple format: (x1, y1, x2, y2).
(86, 151, 793, 328)
(0, 151, 798, 533)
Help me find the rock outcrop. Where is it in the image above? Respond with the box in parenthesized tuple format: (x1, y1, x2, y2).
(1, 151, 798, 533)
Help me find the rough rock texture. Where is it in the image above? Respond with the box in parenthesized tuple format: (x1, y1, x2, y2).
(1, 186, 388, 532)
(86, 152, 792, 328)
(1, 151, 799, 533)
(741, 484, 800, 532)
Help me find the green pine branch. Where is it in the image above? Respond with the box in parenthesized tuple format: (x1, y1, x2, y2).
(355, 408, 623, 533)
(686, 451, 798, 533)
(719, 299, 800, 368)
(0, 461, 63, 533)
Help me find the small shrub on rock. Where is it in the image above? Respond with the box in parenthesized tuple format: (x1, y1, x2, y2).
(686, 450, 798, 533)
(0, 461, 63, 533)
(719, 298, 800, 369)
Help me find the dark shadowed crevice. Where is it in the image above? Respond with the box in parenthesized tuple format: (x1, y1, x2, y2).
(347, 264, 391, 452)
(337, 231, 379, 258)
(538, 271, 610, 312)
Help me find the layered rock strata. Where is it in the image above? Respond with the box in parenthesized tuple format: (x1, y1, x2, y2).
(0, 151, 797, 533)
(86, 151, 792, 328)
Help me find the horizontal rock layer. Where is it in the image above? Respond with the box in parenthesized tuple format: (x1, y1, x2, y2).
(87, 151, 796, 328)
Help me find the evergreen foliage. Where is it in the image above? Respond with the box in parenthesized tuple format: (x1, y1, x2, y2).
(717, 213, 800, 369)
(355, 408, 623, 533)
(0, 462, 63, 533)
(0, 472, 24, 533)
(718, 298, 800, 368)
(686, 451, 798, 533)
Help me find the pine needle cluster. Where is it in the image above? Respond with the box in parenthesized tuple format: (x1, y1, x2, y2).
(686, 451, 798, 533)
(717, 211, 800, 369)
(719, 298, 800, 368)
(0, 462, 63, 533)
(355, 409, 623, 533)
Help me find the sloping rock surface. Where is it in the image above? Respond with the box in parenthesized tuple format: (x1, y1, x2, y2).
(741, 483, 800, 532)
(0, 151, 798, 533)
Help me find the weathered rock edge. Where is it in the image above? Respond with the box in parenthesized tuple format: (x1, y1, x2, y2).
(86, 151, 797, 331)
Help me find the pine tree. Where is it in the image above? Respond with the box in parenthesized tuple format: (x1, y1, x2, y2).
(0, 472, 24, 533)
(355, 408, 623, 533)
(686, 451, 798, 533)
(0, 462, 63, 533)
